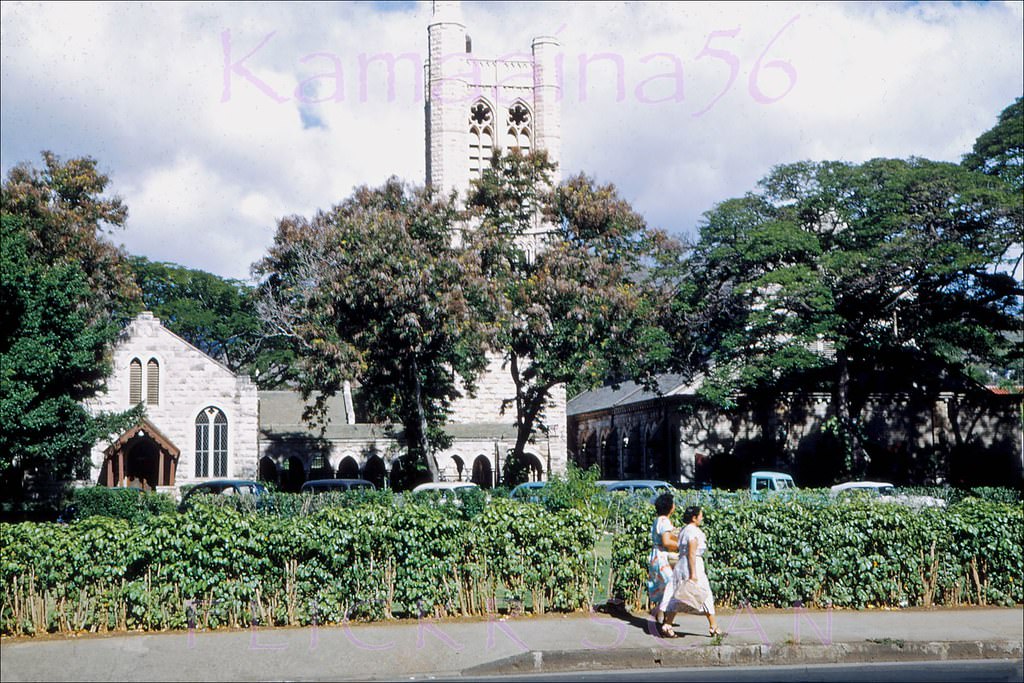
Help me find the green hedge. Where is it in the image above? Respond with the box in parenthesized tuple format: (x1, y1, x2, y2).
(895, 486, 1021, 505)
(67, 487, 177, 523)
(611, 497, 1024, 611)
(5, 490, 1021, 636)
(0, 499, 600, 635)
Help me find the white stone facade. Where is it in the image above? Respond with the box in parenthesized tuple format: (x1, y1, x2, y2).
(86, 312, 259, 492)
(426, 0, 561, 199)
(426, 0, 568, 480)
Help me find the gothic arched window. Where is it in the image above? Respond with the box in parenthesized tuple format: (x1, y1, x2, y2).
(129, 359, 143, 404)
(195, 407, 228, 478)
(469, 100, 494, 178)
(507, 102, 532, 153)
(146, 358, 160, 405)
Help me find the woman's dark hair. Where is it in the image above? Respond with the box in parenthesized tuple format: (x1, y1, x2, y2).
(654, 492, 674, 516)
(682, 505, 702, 524)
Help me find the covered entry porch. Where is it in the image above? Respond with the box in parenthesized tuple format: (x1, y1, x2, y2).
(98, 420, 180, 491)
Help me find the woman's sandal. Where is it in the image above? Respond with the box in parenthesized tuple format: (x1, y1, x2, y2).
(659, 624, 679, 639)
(708, 626, 726, 637)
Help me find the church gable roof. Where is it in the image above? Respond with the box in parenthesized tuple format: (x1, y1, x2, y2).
(105, 418, 180, 457)
(121, 311, 245, 382)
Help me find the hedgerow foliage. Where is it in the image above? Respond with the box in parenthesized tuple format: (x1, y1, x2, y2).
(611, 495, 1023, 611)
(0, 499, 600, 635)
(68, 487, 176, 523)
(3, 490, 1021, 636)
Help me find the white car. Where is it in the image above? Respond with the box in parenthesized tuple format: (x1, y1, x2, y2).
(830, 481, 946, 508)
(411, 481, 481, 505)
(412, 482, 480, 494)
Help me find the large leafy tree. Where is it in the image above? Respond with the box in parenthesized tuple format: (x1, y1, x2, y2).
(130, 257, 296, 387)
(1, 153, 141, 497)
(254, 179, 488, 484)
(466, 151, 675, 481)
(962, 96, 1023, 194)
(962, 96, 1024, 386)
(678, 157, 1022, 476)
(1, 151, 139, 316)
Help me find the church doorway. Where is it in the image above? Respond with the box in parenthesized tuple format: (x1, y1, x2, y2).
(99, 420, 179, 489)
(337, 456, 360, 479)
(281, 456, 306, 493)
(470, 455, 492, 489)
(364, 455, 386, 489)
(125, 440, 160, 491)
(258, 456, 279, 487)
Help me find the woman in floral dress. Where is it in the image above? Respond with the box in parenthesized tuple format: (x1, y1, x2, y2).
(647, 492, 680, 637)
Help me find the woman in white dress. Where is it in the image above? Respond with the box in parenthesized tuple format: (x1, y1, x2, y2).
(647, 493, 680, 638)
(673, 505, 723, 637)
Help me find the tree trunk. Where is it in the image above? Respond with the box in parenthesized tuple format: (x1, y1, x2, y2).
(410, 356, 440, 482)
(507, 352, 543, 485)
(836, 354, 865, 477)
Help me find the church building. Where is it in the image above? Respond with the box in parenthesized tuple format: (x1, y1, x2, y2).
(85, 1, 568, 494)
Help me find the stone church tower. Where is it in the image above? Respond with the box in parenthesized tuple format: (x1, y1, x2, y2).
(425, 0, 567, 482)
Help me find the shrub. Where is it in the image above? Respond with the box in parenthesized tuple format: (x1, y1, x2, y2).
(68, 486, 176, 523)
(609, 493, 1024, 611)
(0, 497, 601, 635)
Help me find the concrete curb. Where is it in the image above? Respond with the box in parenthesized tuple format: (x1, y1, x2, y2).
(462, 639, 1024, 676)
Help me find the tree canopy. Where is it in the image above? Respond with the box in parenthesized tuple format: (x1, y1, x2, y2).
(962, 96, 1024, 194)
(465, 151, 676, 481)
(675, 156, 1022, 476)
(130, 257, 295, 387)
(1, 151, 139, 317)
(254, 179, 488, 484)
(0, 153, 141, 498)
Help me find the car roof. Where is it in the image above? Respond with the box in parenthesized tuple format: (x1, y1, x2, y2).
(512, 482, 547, 489)
(597, 479, 674, 490)
(751, 471, 794, 479)
(190, 479, 264, 488)
(831, 481, 894, 491)
(412, 481, 479, 491)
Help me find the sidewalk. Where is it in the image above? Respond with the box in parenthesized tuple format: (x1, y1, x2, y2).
(2, 606, 1021, 681)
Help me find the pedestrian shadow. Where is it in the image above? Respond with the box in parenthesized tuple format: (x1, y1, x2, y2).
(595, 601, 707, 640)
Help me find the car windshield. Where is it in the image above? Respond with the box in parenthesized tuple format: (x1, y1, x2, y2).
(775, 479, 793, 489)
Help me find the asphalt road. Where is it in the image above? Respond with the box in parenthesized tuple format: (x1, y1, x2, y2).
(457, 659, 1024, 683)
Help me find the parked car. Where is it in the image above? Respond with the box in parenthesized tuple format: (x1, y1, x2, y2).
(597, 479, 676, 504)
(510, 481, 548, 502)
(669, 479, 708, 491)
(830, 480, 896, 497)
(300, 478, 376, 494)
(411, 481, 481, 505)
(412, 481, 479, 494)
(830, 481, 946, 508)
(177, 479, 268, 512)
(750, 471, 796, 497)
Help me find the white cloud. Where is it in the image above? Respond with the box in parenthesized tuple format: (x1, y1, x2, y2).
(2, 0, 1021, 280)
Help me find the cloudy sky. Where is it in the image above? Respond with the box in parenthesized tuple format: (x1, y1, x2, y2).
(2, 1, 1022, 281)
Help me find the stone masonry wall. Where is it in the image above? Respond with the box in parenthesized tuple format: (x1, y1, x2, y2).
(86, 312, 259, 487)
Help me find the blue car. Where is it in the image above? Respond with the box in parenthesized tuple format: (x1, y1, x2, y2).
(510, 481, 548, 503)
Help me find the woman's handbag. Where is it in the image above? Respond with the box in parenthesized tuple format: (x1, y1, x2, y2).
(666, 552, 680, 568)
(674, 579, 710, 613)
